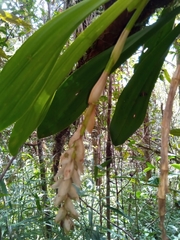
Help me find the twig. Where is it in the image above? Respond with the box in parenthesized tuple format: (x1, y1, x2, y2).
(0, 155, 17, 181)
(80, 198, 135, 240)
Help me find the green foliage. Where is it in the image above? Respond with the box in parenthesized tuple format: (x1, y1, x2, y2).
(0, 9, 31, 29)
(110, 16, 180, 145)
(0, 0, 133, 155)
(170, 129, 180, 136)
(0, 1, 180, 239)
(38, 6, 180, 138)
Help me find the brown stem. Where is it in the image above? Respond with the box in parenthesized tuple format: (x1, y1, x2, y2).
(0, 155, 17, 181)
(37, 139, 51, 239)
(158, 64, 180, 239)
(106, 75, 113, 240)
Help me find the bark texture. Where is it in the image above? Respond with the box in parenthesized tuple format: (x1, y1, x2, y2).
(79, 0, 174, 66)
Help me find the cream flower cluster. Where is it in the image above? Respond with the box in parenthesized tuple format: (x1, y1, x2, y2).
(52, 126, 84, 233)
(52, 68, 108, 233)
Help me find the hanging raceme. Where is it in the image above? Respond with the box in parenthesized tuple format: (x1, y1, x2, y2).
(52, 0, 149, 233)
(52, 126, 83, 231)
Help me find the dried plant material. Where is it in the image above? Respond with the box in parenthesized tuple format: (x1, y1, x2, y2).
(51, 178, 63, 189)
(74, 138, 85, 160)
(74, 138, 85, 173)
(88, 71, 108, 104)
(54, 194, 67, 207)
(64, 197, 79, 220)
(72, 169, 81, 187)
(63, 216, 74, 234)
(58, 179, 71, 196)
(68, 184, 79, 201)
(69, 125, 82, 147)
(54, 165, 66, 181)
(63, 161, 74, 180)
(86, 105, 96, 133)
(158, 63, 180, 239)
(55, 207, 67, 223)
(60, 148, 74, 166)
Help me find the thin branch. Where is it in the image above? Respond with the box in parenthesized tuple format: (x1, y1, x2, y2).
(80, 198, 135, 240)
(0, 155, 17, 181)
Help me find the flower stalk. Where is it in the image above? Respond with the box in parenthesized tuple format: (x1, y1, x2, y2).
(52, 0, 149, 233)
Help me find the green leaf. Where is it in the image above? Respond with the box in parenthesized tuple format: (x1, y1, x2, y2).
(0, 47, 8, 59)
(163, 68, 171, 83)
(0, 179, 8, 195)
(0, 10, 31, 29)
(143, 162, 156, 173)
(38, 7, 180, 138)
(136, 190, 141, 199)
(105, 205, 132, 222)
(8, 0, 132, 154)
(171, 164, 180, 170)
(110, 22, 180, 145)
(0, 0, 108, 132)
(9, 94, 54, 155)
(170, 128, 180, 136)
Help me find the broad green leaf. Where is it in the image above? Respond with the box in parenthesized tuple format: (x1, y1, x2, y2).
(110, 23, 180, 145)
(8, 0, 132, 155)
(170, 128, 180, 136)
(38, 7, 180, 138)
(9, 94, 54, 155)
(0, 0, 108, 132)
(171, 164, 180, 170)
(0, 9, 31, 29)
(0, 47, 8, 59)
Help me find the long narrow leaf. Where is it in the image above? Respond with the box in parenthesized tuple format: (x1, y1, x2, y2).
(8, 0, 132, 155)
(110, 23, 180, 145)
(0, 0, 108, 131)
(38, 7, 180, 138)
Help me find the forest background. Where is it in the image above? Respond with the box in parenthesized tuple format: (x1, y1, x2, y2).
(0, 0, 180, 239)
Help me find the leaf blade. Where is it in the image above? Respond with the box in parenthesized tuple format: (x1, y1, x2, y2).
(110, 23, 180, 145)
